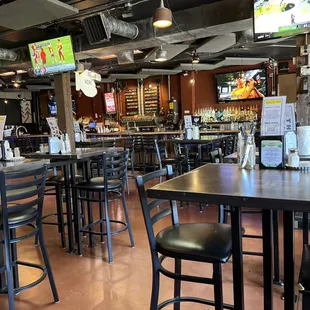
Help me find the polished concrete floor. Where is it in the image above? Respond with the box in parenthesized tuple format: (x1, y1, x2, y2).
(0, 177, 305, 310)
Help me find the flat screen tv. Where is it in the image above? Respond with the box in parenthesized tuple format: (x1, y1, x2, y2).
(216, 68, 267, 102)
(254, 0, 310, 42)
(28, 35, 76, 76)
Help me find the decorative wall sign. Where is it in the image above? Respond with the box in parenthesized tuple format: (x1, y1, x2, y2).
(20, 100, 33, 123)
(75, 70, 98, 98)
(104, 92, 116, 114)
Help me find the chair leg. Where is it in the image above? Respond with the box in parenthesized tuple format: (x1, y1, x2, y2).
(213, 263, 223, 310)
(3, 228, 15, 310)
(104, 197, 113, 263)
(10, 229, 19, 290)
(121, 188, 135, 248)
(99, 192, 105, 244)
(174, 259, 181, 310)
(76, 192, 83, 256)
(150, 268, 160, 310)
(218, 205, 225, 224)
(0, 231, 5, 290)
(86, 191, 94, 248)
(37, 223, 59, 303)
(125, 170, 130, 195)
(56, 184, 66, 248)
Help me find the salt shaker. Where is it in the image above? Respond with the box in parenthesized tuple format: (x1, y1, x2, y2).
(288, 148, 300, 168)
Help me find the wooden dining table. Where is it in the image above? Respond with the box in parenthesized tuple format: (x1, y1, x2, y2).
(147, 163, 310, 310)
(23, 147, 123, 253)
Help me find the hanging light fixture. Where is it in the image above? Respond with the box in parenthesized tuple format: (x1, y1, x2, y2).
(192, 51, 199, 64)
(153, 0, 172, 28)
(4, 99, 8, 104)
(155, 46, 168, 62)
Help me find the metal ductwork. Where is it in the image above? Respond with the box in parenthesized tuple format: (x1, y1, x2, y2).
(0, 48, 18, 61)
(83, 14, 139, 45)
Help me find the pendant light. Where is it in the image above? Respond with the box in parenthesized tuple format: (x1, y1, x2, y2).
(192, 51, 199, 64)
(155, 46, 168, 62)
(153, 0, 172, 28)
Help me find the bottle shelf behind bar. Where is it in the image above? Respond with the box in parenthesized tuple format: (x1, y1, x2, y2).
(125, 88, 139, 116)
(144, 86, 159, 115)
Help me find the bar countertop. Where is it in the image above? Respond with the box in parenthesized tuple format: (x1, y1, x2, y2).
(23, 147, 123, 160)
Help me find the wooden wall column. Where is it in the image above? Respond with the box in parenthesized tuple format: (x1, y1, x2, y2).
(54, 72, 75, 150)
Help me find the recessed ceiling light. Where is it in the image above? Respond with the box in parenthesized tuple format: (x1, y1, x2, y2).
(155, 46, 168, 62)
(153, 0, 172, 28)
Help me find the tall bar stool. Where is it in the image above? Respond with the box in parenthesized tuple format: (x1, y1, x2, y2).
(73, 150, 135, 263)
(0, 166, 59, 310)
(124, 136, 135, 194)
(137, 166, 234, 310)
(133, 135, 144, 172)
(142, 135, 159, 174)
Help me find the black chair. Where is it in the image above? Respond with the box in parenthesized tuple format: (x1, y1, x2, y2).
(154, 140, 184, 176)
(209, 148, 224, 163)
(73, 150, 135, 263)
(133, 135, 144, 172)
(0, 166, 58, 310)
(124, 136, 135, 194)
(142, 136, 160, 174)
(136, 166, 234, 310)
(42, 166, 84, 249)
(299, 245, 310, 309)
(90, 139, 116, 177)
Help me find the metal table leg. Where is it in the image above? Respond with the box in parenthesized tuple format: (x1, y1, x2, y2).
(283, 211, 295, 310)
(70, 163, 78, 243)
(262, 209, 273, 310)
(63, 164, 75, 253)
(303, 212, 309, 246)
(231, 206, 244, 310)
(273, 210, 283, 286)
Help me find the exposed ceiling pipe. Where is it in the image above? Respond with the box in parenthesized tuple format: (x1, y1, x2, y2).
(106, 15, 138, 39)
(0, 48, 18, 61)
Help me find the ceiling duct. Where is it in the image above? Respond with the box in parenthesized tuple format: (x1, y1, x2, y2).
(0, 49, 18, 61)
(83, 14, 139, 45)
(116, 51, 134, 65)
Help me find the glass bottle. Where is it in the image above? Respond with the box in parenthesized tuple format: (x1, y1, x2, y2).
(288, 148, 300, 168)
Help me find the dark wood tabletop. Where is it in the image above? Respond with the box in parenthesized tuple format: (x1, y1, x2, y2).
(0, 158, 50, 173)
(23, 147, 123, 161)
(148, 163, 310, 211)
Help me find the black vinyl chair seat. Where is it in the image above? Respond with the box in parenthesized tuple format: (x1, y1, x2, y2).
(46, 174, 83, 185)
(0, 208, 37, 226)
(161, 157, 184, 165)
(74, 177, 122, 190)
(156, 222, 232, 264)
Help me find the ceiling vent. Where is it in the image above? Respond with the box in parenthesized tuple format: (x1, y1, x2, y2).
(83, 13, 139, 45)
(117, 51, 134, 65)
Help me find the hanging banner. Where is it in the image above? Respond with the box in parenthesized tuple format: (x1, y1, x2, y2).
(0, 115, 6, 140)
(75, 70, 98, 98)
(104, 92, 116, 114)
(20, 100, 33, 123)
(261, 96, 286, 136)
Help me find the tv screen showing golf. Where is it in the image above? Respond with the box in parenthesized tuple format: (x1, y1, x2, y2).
(254, 0, 310, 41)
(216, 69, 267, 102)
(28, 35, 76, 76)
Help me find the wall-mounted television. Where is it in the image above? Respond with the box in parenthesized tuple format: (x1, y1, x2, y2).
(216, 68, 267, 102)
(254, 0, 310, 42)
(28, 35, 76, 76)
(47, 96, 76, 115)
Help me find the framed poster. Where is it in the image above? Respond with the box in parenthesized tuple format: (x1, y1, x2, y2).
(104, 92, 116, 114)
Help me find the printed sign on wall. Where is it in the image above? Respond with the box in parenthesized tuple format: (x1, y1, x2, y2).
(20, 100, 33, 123)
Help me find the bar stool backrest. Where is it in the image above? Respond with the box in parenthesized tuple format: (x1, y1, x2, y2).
(209, 148, 224, 163)
(142, 136, 156, 152)
(0, 165, 48, 224)
(136, 166, 177, 252)
(102, 150, 129, 186)
(134, 135, 143, 151)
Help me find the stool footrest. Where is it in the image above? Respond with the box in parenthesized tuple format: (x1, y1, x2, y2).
(80, 219, 128, 236)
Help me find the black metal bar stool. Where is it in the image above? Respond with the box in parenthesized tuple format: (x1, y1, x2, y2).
(0, 165, 58, 310)
(137, 166, 234, 310)
(73, 150, 135, 263)
(124, 136, 136, 194)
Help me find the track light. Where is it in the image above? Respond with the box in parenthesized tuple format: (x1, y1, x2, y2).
(153, 0, 172, 28)
(155, 46, 168, 62)
(192, 51, 199, 64)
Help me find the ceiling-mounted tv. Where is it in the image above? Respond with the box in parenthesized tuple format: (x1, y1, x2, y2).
(28, 35, 76, 76)
(216, 68, 267, 103)
(254, 0, 310, 42)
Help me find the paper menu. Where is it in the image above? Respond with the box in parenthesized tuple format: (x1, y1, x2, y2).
(46, 117, 60, 137)
(184, 115, 192, 129)
(284, 103, 296, 133)
(261, 96, 286, 136)
(0, 115, 7, 140)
